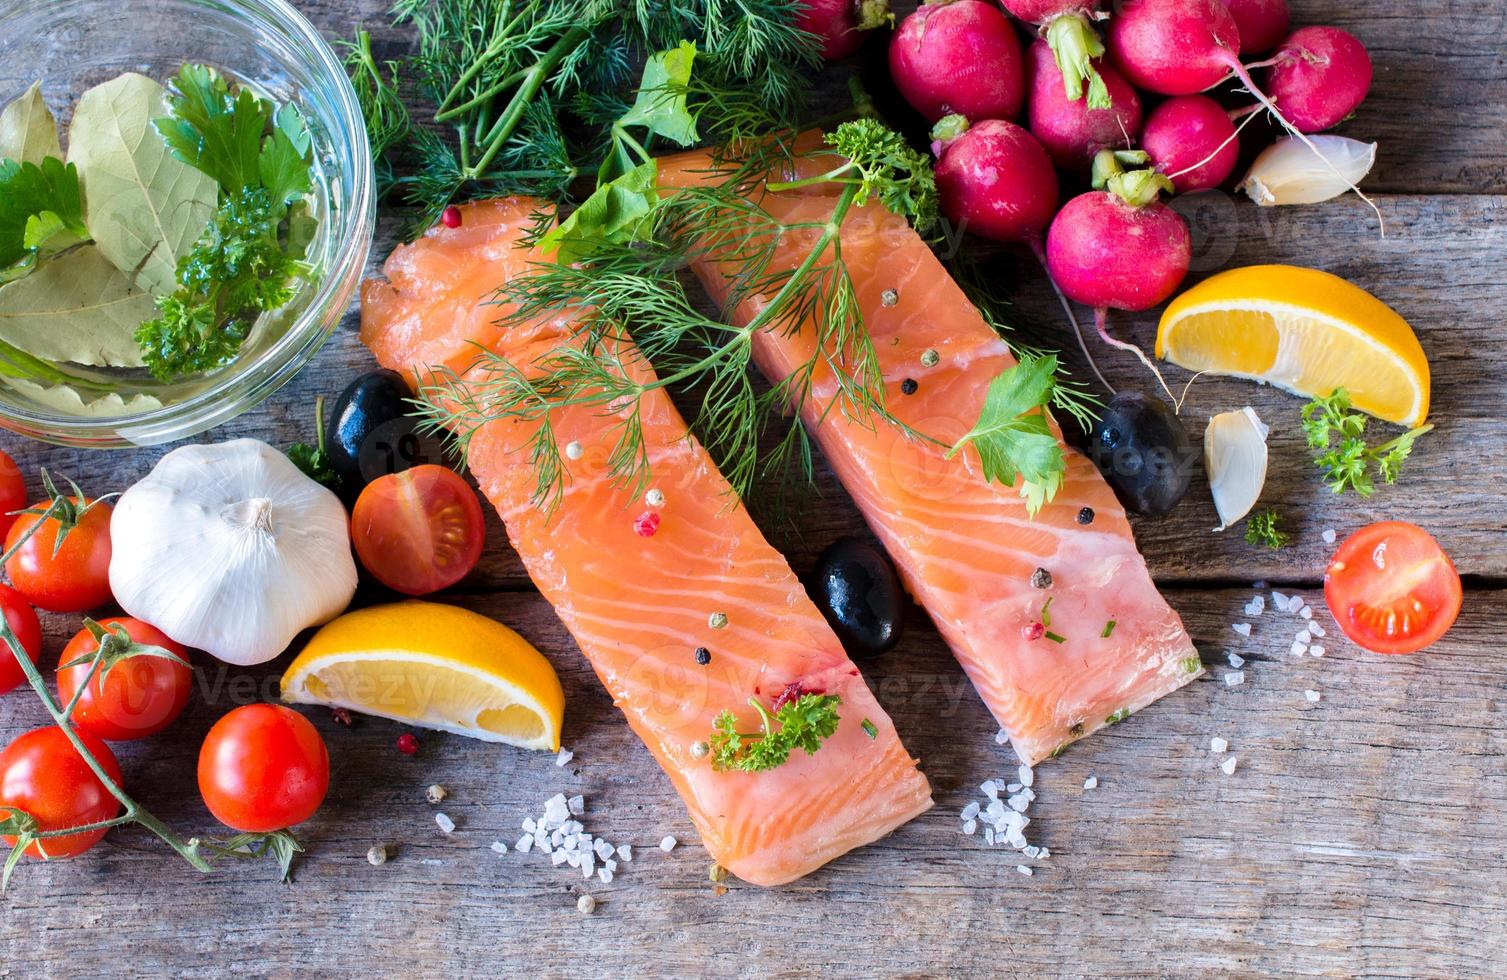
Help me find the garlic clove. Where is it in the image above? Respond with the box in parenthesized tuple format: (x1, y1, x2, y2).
(1239, 135, 1378, 207)
(1204, 408, 1269, 532)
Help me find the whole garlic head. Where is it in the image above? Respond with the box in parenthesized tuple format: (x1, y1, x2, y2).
(109, 439, 358, 666)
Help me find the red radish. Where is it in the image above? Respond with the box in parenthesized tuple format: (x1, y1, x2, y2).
(1265, 26, 1373, 132)
(998, 1, 1112, 108)
(889, 0, 1025, 123)
(1223, 0, 1289, 55)
(1141, 95, 1239, 193)
(1045, 151, 1190, 394)
(932, 116, 1059, 242)
(1026, 39, 1141, 170)
(1105, 0, 1380, 226)
(795, 0, 894, 60)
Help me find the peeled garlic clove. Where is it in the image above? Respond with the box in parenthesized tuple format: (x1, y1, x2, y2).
(1239, 135, 1377, 207)
(1205, 408, 1269, 532)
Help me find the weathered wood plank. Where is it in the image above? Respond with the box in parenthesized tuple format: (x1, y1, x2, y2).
(1, 587, 1502, 976)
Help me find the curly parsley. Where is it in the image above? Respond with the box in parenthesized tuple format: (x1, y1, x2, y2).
(709, 693, 842, 773)
(1244, 508, 1290, 550)
(1301, 388, 1432, 496)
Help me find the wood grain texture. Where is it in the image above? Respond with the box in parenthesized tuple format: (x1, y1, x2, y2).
(0, 0, 1504, 975)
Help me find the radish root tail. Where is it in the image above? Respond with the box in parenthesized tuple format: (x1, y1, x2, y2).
(1166, 104, 1263, 182)
(1031, 240, 1115, 395)
(1094, 307, 1177, 404)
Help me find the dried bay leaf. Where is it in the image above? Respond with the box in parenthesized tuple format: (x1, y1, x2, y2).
(67, 73, 216, 295)
(5, 377, 161, 419)
(0, 82, 61, 164)
(0, 244, 155, 366)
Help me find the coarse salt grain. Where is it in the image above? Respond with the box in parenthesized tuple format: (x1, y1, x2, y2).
(962, 819, 978, 835)
(1210, 736, 1228, 753)
(994, 730, 1010, 745)
(1018, 764, 1034, 787)
(435, 813, 455, 834)
(961, 801, 980, 821)
(1322, 528, 1337, 544)
(1224, 672, 1245, 687)
(598, 867, 614, 884)
(1228, 652, 1246, 668)
(1291, 641, 1308, 657)
(1310, 645, 1326, 658)
(660, 836, 677, 852)
(981, 780, 1000, 799)
(568, 795, 584, 815)
(491, 841, 508, 855)
(1305, 689, 1321, 702)
(1272, 591, 1290, 611)
(1300, 606, 1313, 620)
(1023, 845, 1041, 859)
(1221, 756, 1238, 775)
(1233, 622, 1252, 637)
(617, 845, 632, 861)
(556, 748, 574, 767)
(1016, 865, 1033, 877)
(1309, 622, 1326, 637)
(517, 835, 534, 853)
(552, 850, 568, 866)
(1083, 775, 1098, 790)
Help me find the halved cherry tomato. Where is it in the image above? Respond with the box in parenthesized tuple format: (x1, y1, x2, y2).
(57, 618, 194, 741)
(0, 451, 25, 541)
(349, 464, 484, 595)
(198, 704, 329, 833)
(0, 726, 122, 859)
(1324, 521, 1462, 655)
(4, 494, 113, 612)
(0, 584, 42, 695)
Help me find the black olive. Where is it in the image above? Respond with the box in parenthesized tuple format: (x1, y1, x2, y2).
(325, 370, 445, 490)
(811, 537, 904, 658)
(1087, 391, 1195, 516)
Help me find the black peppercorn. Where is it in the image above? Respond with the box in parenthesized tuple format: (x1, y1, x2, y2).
(694, 646, 711, 665)
(1076, 507, 1094, 525)
(1030, 567, 1053, 589)
(900, 378, 918, 395)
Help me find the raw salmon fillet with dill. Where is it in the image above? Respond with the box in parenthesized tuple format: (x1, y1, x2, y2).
(359, 198, 933, 887)
(659, 149, 1203, 766)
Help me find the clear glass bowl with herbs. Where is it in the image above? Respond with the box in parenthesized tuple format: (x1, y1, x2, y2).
(0, 0, 373, 448)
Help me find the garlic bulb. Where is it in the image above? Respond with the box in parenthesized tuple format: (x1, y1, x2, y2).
(109, 439, 357, 666)
(1239, 136, 1377, 207)
(1204, 408, 1270, 532)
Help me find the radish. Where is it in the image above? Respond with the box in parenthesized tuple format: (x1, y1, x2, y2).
(932, 116, 1059, 242)
(1045, 150, 1189, 395)
(1265, 26, 1373, 133)
(1223, 0, 1289, 55)
(1025, 39, 1141, 170)
(998, 0, 1113, 109)
(889, 0, 1025, 123)
(795, 0, 894, 60)
(1105, 0, 1381, 227)
(1141, 95, 1239, 193)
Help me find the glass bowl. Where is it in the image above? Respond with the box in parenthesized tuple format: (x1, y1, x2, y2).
(0, 0, 374, 448)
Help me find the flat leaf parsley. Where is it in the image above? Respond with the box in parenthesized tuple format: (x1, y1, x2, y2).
(710, 693, 842, 772)
(0, 156, 88, 274)
(947, 354, 1067, 515)
(1301, 388, 1431, 496)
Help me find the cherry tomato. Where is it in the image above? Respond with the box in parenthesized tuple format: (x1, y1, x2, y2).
(4, 496, 113, 612)
(350, 464, 485, 595)
(1325, 521, 1462, 655)
(0, 451, 25, 541)
(0, 584, 42, 695)
(198, 704, 329, 833)
(0, 726, 122, 859)
(56, 618, 193, 741)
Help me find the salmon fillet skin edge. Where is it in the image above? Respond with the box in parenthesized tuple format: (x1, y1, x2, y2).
(659, 151, 1203, 766)
(359, 198, 934, 887)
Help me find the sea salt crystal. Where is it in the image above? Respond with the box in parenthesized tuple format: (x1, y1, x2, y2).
(985, 799, 1007, 822)
(1300, 606, 1313, 620)
(1221, 756, 1238, 775)
(617, 845, 632, 862)
(981, 780, 1000, 799)
(1309, 622, 1326, 638)
(984, 827, 996, 845)
(551, 850, 568, 866)
(1227, 652, 1246, 668)
(1224, 671, 1245, 687)
(1007, 795, 1030, 813)
(1291, 641, 1308, 657)
(1016, 865, 1033, 877)
(566, 851, 582, 868)
(1018, 764, 1034, 788)
(1305, 689, 1322, 703)
(1210, 736, 1228, 753)
(659, 836, 678, 852)
(1083, 776, 1098, 790)
(598, 867, 614, 884)
(544, 795, 570, 826)
(1272, 591, 1290, 611)
(961, 801, 980, 821)
(594, 839, 614, 860)
(1023, 845, 1041, 859)
(568, 795, 585, 815)
(517, 835, 534, 853)
(435, 813, 455, 834)
(1296, 628, 1312, 644)
(1322, 528, 1337, 544)
(1290, 597, 1307, 615)
(556, 748, 574, 767)
(490, 841, 508, 855)
(1310, 645, 1326, 658)
(606, 859, 617, 873)
(1243, 601, 1263, 617)
(522, 817, 537, 834)
(1006, 783, 1023, 793)
(962, 819, 978, 836)
(995, 730, 1010, 745)
(1233, 622, 1252, 637)
(1038, 847, 1050, 859)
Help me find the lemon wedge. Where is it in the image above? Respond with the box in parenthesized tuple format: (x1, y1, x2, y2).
(281, 601, 564, 751)
(1156, 265, 1430, 427)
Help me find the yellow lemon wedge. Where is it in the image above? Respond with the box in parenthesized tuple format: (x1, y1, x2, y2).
(1156, 265, 1430, 427)
(280, 601, 564, 751)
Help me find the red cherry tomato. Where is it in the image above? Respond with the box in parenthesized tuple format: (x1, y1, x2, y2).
(198, 704, 329, 833)
(0, 726, 122, 859)
(0, 584, 42, 695)
(350, 464, 485, 595)
(3, 496, 113, 612)
(1324, 521, 1462, 654)
(56, 618, 194, 741)
(0, 451, 25, 541)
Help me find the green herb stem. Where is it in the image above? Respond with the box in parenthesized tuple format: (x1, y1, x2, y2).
(468, 25, 592, 181)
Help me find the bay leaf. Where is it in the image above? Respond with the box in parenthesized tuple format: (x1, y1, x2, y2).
(0, 244, 156, 366)
(0, 82, 61, 164)
(5, 377, 161, 419)
(66, 73, 216, 295)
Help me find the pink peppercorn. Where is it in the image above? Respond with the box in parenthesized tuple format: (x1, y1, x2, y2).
(633, 511, 661, 537)
(440, 206, 462, 228)
(397, 732, 420, 755)
(1021, 622, 1045, 642)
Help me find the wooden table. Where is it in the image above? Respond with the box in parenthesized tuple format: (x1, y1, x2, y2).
(3, 1, 1504, 975)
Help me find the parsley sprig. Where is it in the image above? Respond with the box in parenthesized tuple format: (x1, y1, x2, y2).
(1301, 388, 1432, 496)
(1244, 508, 1290, 550)
(946, 354, 1067, 515)
(767, 118, 940, 238)
(710, 693, 843, 773)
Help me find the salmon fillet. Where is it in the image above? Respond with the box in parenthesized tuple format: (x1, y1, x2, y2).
(360, 199, 933, 886)
(659, 153, 1202, 765)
